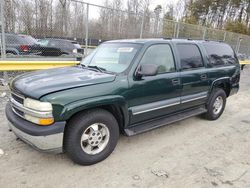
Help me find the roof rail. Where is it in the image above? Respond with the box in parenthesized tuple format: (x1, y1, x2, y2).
(163, 37, 172, 40)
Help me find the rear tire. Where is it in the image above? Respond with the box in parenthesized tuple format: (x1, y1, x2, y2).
(64, 109, 119, 165)
(204, 88, 227, 120)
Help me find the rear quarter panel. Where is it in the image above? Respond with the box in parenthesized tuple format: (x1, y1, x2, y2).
(198, 42, 240, 95)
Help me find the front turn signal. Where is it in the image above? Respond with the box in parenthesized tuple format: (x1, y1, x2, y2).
(39, 118, 54, 126)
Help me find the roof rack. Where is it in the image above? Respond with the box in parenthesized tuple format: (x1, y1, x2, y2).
(162, 37, 172, 40)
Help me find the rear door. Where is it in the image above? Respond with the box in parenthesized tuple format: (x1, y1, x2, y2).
(176, 43, 210, 109)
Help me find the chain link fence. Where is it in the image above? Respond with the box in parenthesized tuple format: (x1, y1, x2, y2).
(0, 0, 249, 60)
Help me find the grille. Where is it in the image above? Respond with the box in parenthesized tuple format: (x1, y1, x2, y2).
(10, 91, 25, 119)
(12, 106, 25, 118)
(77, 49, 84, 54)
(11, 92, 24, 104)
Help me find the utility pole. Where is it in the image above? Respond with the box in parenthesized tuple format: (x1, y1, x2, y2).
(85, 3, 89, 55)
(0, 0, 8, 85)
(0, 0, 6, 59)
(236, 37, 242, 54)
(140, 10, 145, 39)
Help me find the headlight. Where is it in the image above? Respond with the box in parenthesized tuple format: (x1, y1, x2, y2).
(24, 98, 52, 111)
(23, 98, 54, 125)
(72, 49, 78, 53)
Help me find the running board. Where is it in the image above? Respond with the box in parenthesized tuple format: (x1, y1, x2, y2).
(124, 107, 207, 136)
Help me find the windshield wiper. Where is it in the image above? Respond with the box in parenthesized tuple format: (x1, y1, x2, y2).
(78, 64, 115, 74)
(77, 63, 86, 68)
(87, 65, 106, 73)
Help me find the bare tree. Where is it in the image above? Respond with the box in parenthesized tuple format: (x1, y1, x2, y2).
(5, 0, 19, 33)
(154, 5, 162, 36)
(58, 0, 68, 36)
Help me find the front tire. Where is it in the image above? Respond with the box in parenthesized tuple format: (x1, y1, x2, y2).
(64, 109, 119, 165)
(204, 88, 227, 120)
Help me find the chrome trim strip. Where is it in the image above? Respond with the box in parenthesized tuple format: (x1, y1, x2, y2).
(181, 91, 208, 104)
(132, 91, 208, 115)
(181, 95, 207, 103)
(133, 102, 180, 115)
(10, 97, 53, 118)
(131, 97, 181, 115)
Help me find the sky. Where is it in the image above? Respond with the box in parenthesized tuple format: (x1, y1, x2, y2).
(80, 0, 179, 18)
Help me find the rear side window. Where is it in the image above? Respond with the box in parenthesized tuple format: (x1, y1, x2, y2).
(140, 44, 175, 74)
(177, 44, 204, 70)
(203, 42, 237, 66)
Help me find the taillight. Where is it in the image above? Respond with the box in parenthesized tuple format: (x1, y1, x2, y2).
(20, 45, 29, 52)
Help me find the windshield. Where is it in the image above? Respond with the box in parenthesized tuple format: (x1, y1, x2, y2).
(81, 43, 141, 73)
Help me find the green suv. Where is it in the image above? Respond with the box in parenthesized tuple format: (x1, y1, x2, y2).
(6, 39, 240, 165)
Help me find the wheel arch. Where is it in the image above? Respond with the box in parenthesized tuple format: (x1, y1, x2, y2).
(210, 77, 231, 97)
(61, 96, 129, 132)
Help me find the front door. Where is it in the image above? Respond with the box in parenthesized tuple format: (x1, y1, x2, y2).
(127, 43, 182, 125)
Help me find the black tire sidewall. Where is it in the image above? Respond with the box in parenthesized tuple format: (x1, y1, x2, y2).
(206, 89, 227, 120)
(64, 109, 119, 165)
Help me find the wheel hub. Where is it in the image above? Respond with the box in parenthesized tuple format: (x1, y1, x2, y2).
(80, 123, 110, 155)
(213, 96, 223, 115)
(88, 131, 103, 146)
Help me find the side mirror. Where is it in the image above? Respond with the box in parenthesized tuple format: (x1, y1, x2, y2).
(136, 64, 158, 78)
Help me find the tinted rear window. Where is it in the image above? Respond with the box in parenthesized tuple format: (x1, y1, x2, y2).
(3, 34, 36, 45)
(176, 44, 204, 70)
(203, 42, 237, 66)
(18, 35, 37, 45)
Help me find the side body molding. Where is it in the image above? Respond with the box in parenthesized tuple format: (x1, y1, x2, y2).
(130, 97, 180, 115)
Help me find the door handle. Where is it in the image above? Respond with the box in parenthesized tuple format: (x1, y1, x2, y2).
(200, 74, 207, 80)
(172, 78, 180, 85)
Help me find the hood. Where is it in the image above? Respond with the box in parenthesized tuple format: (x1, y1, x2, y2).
(11, 66, 116, 99)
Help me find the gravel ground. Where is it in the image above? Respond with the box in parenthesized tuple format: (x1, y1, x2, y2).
(0, 70, 250, 188)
